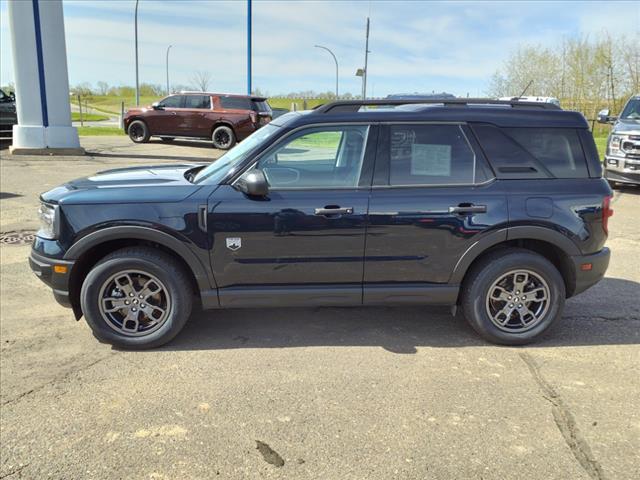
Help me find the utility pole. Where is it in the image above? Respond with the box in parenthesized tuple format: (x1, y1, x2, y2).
(166, 44, 173, 95)
(314, 45, 338, 98)
(362, 17, 370, 100)
(134, 0, 140, 106)
(247, 0, 252, 95)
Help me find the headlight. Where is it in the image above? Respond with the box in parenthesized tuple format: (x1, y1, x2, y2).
(608, 135, 623, 156)
(37, 203, 59, 239)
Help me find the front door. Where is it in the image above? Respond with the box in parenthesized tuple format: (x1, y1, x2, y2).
(145, 94, 184, 136)
(363, 123, 508, 303)
(208, 124, 376, 307)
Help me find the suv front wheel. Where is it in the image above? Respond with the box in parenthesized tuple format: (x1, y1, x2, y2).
(128, 120, 150, 143)
(80, 247, 193, 349)
(461, 248, 565, 345)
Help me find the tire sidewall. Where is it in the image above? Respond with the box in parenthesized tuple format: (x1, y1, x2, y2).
(212, 125, 235, 150)
(128, 120, 150, 143)
(81, 256, 191, 349)
(463, 252, 565, 345)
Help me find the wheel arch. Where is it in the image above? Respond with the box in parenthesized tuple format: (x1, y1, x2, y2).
(211, 121, 236, 138)
(451, 226, 580, 300)
(65, 226, 214, 319)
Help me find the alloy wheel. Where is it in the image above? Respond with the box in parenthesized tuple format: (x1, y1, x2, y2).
(485, 269, 551, 332)
(98, 270, 171, 337)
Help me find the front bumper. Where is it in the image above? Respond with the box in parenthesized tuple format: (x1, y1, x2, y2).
(570, 247, 610, 297)
(604, 156, 640, 185)
(29, 249, 75, 308)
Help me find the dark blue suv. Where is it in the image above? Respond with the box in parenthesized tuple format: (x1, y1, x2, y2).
(30, 99, 613, 348)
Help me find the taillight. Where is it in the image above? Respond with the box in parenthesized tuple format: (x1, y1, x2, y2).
(602, 195, 613, 235)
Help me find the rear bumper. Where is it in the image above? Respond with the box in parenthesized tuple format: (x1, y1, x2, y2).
(29, 250, 75, 308)
(570, 247, 610, 297)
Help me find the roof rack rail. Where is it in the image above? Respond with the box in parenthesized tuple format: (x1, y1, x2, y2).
(313, 98, 561, 114)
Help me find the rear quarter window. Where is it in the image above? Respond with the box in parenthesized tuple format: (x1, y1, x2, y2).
(472, 124, 589, 179)
(219, 96, 252, 110)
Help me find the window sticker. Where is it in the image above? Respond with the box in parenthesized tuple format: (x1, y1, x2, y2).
(410, 144, 452, 176)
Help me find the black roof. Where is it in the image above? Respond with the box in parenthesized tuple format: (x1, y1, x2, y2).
(275, 99, 588, 129)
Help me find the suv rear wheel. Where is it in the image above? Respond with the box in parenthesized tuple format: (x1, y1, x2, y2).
(80, 247, 192, 349)
(461, 248, 565, 345)
(212, 125, 236, 150)
(128, 120, 150, 143)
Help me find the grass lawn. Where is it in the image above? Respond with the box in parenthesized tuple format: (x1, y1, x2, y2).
(77, 126, 125, 136)
(71, 112, 110, 122)
(593, 134, 608, 161)
(72, 95, 161, 115)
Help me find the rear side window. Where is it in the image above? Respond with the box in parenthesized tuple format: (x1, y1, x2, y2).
(505, 128, 588, 178)
(472, 124, 588, 178)
(185, 95, 211, 109)
(220, 96, 251, 110)
(388, 125, 476, 185)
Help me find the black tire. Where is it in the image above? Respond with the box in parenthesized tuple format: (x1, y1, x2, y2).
(80, 247, 193, 349)
(211, 125, 236, 150)
(461, 248, 565, 345)
(128, 120, 150, 143)
(161, 137, 175, 142)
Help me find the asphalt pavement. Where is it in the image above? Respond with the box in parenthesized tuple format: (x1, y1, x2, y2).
(0, 137, 638, 479)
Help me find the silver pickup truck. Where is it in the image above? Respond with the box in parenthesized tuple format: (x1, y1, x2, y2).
(598, 95, 640, 187)
(0, 88, 17, 144)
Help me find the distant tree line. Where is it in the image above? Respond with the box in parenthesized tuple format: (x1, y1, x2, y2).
(487, 32, 639, 118)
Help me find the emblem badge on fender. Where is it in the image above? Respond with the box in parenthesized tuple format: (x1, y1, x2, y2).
(226, 237, 242, 251)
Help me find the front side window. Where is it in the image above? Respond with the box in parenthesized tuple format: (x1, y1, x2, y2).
(388, 125, 476, 185)
(255, 125, 369, 189)
(159, 95, 183, 108)
(184, 95, 211, 109)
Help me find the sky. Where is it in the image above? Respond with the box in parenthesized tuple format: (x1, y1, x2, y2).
(0, 0, 638, 98)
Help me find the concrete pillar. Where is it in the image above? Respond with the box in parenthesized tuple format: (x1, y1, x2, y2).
(8, 0, 83, 155)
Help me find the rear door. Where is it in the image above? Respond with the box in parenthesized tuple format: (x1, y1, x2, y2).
(208, 124, 377, 307)
(181, 94, 213, 137)
(363, 123, 508, 303)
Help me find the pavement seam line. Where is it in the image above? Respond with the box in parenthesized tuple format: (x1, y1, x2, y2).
(519, 352, 607, 480)
(0, 353, 117, 407)
(0, 464, 29, 479)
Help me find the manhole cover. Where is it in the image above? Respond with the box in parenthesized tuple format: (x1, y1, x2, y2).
(0, 230, 37, 245)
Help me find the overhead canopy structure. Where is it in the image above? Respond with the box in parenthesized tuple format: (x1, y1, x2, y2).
(8, 0, 83, 155)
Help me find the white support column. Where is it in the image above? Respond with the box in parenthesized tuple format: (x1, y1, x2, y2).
(8, 0, 83, 155)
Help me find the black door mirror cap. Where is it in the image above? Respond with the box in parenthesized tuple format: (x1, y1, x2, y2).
(152, 102, 164, 110)
(235, 169, 269, 197)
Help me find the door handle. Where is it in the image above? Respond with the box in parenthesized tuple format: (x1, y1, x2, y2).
(449, 204, 487, 215)
(171, 112, 177, 115)
(314, 206, 354, 216)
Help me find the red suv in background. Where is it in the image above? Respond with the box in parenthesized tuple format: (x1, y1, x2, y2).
(124, 92, 272, 149)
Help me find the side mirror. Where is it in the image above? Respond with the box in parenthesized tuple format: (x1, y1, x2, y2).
(235, 169, 269, 197)
(597, 109, 616, 124)
(152, 102, 164, 110)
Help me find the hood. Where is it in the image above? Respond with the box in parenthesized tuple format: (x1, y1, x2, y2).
(41, 164, 206, 205)
(125, 106, 153, 116)
(613, 118, 640, 135)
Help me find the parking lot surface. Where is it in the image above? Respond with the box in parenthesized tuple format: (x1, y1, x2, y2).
(1, 137, 639, 479)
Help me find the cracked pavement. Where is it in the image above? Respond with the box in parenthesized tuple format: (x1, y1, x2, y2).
(1, 137, 639, 479)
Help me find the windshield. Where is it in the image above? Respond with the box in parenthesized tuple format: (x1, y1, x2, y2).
(620, 99, 640, 119)
(194, 124, 281, 183)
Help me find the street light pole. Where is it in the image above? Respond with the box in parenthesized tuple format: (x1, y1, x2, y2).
(314, 45, 339, 98)
(165, 44, 173, 95)
(134, 0, 140, 106)
(362, 17, 370, 100)
(247, 0, 252, 95)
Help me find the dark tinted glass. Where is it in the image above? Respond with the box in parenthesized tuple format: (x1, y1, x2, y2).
(505, 128, 588, 178)
(388, 125, 476, 185)
(184, 95, 211, 109)
(159, 95, 183, 108)
(220, 96, 252, 110)
(252, 100, 272, 113)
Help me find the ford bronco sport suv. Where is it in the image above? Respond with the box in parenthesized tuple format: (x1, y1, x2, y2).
(124, 92, 272, 149)
(30, 99, 612, 349)
(598, 94, 640, 187)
